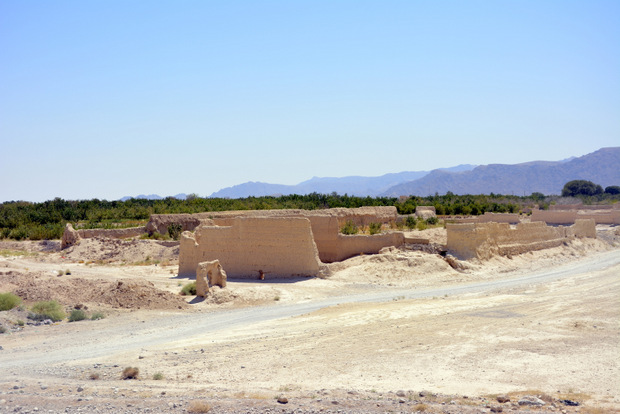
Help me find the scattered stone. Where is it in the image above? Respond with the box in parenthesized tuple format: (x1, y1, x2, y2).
(77, 386, 84, 392)
(560, 399, 580, 406)
(398, 398, 406, 404)
(518, 396, 546, 406)
(496, 395, 510, 403)
(277, 396, 288, 404)
(490, 406, 503, 413)
(396, 390, 406, 397)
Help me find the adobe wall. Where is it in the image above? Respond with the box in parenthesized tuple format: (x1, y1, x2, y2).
(477, 212, 521, 224)
(146, 214, 211, 235)
(531, 209, 620, 225)
(75, 227, 146, 240)
(333, 233, 405, 262)
(148, 206, 398, 235)
(446, 219, 596, 260)
(530, 210, 578, 224)
(550, 204, 619, 211)
(178, 217, 321, 278)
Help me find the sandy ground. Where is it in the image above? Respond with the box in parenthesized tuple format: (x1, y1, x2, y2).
(0, 227, 619, 413)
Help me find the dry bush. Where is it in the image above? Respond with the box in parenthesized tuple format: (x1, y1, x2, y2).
(187, 400, 212, 413)
(89, 372, 100, 380)
(413, 403, 428, 412)
(121, 367, 139, 380)
(0, 292, 21, 311)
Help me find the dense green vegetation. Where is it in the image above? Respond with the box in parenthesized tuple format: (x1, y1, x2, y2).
(1, 187, 618, 241)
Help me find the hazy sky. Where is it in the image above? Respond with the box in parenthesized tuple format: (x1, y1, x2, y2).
(1, 1, 618, 202)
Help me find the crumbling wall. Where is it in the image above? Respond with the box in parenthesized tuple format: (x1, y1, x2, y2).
(447, 219, 596, 260)
(195, 260, 227, 297)
(146, 213, 212, 235)
(478, 212, 521, 224)
(178, 217, 321, 278)
(415, 206, 436, 220)
(530, 210, 578, 224)
(531, 209, 620, 225)
(149, 207, 398, 236)
(576, 211, 620, 225)
(551, 204, 618, 211)
(333, 233, 405, 262)
(61, 224, 146, 248)
(77, 227, 146, 239)
(61, 223, 81, 249)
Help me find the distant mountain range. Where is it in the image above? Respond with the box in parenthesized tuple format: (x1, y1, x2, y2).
(208, 164, 475, 198)
(120, 147, 619, 200)
(381, 147, 620, 196)
(119, 193, 188, 201)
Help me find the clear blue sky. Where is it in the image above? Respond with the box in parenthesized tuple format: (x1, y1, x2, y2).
(1, 1, 618, 202)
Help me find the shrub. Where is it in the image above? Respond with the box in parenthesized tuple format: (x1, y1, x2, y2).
(0, 292, 22, 311)
(30, 300, 65, 322)
(180, 282, 197, 296)
(167, 223, 183, 240)
(340, 220, 358, 235)
(68, 309, 87, 322)
(368, 222, 382, 235)
(152, 372, 164, 380)
(121, 367, 139, 380)
(91, 312, 105, 320)
(405, 215, 417, 230)
(426, 216, 439, 225)
(416, 220, 428, 231)
(187, 400, 212, 413)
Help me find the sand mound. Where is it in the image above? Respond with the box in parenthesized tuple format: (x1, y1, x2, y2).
(4, 272, 188, 310)
(327, 250, 457, 286)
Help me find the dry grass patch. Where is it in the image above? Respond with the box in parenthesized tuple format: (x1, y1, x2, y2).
(187, 400, 212, 413)
(412, 403, 428, 412)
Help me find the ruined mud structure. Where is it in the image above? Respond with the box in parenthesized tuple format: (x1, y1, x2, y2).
(447, 219, 596, 260)
(177, 207, 408, 278)
(196, 259, 227, 297)
(61, 223, 146, 249)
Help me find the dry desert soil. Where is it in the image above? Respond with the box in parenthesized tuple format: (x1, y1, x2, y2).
(0, 226, 619, 414)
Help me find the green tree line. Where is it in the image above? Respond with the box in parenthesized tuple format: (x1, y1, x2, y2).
(1, 188, 618, 241)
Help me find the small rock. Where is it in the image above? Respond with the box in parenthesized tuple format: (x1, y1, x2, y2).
(331, 400, 339, 405)
(560, 399, 580, 406)
(277, 396, 288, 404)
(398, 398, 406, 404)
(490, 406, 503, 413)
(396, 390, 406, 397)
(518, 396, 545, 406)
(496, 395, 510, 403)
(77, 386, 84, 392)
